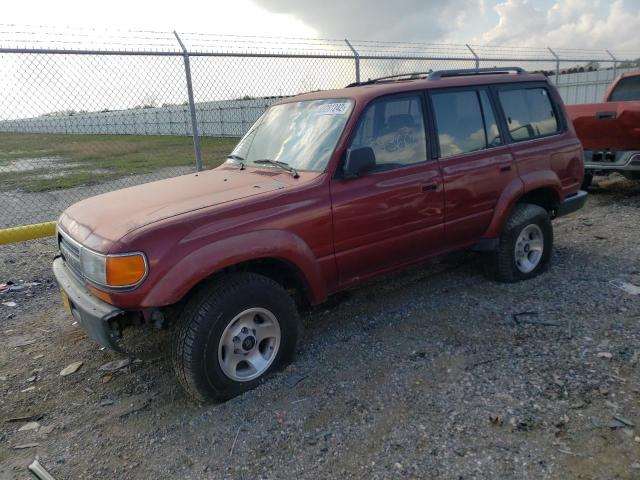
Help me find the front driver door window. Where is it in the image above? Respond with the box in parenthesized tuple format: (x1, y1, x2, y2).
(348, 95, 427, 172)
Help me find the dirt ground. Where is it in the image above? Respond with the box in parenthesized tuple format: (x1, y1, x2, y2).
(1, 175, 639, 479)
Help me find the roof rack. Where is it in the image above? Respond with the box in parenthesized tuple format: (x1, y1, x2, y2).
(428, 67, 526, 80)
(345, 67, 527, 88)
(345, 71, 432, 88)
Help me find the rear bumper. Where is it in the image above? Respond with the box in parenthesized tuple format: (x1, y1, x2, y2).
(557, 190, 587, 218)
(53, 257, 125, 352)
(584, 150, 640, 172)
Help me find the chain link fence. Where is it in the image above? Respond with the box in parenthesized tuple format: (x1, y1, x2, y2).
(1, 25, 638, 234)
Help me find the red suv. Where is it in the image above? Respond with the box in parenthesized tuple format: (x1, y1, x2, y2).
(53, 67, 587, 402)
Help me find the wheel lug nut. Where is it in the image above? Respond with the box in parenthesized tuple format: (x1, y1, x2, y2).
(233, 336, 239, 343)
(241, 327, 248, 334)
(252, 329, 256, 334)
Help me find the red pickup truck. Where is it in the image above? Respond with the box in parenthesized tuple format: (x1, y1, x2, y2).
(565, 70, 640, 188)
(54, 67, 586, 402)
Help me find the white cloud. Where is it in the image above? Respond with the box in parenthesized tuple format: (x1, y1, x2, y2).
(480, 0, 640, 51)
(255, 0, 488, 42)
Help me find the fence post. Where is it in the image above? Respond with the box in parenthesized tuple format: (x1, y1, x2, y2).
(344, 39, 360, 84)
(174, 30, 203, 172)
(466, 44, 479, 69)
(606, 49, 618, 79)
(548, 47, 560, 85)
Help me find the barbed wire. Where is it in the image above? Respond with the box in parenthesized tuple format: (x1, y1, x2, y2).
(0, 24, 637, 61)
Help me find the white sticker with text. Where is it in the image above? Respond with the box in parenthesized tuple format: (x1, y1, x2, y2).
(315, 102, 350, 115)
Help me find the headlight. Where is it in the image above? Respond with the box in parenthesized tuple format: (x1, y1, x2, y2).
(79, 248, 107, 285)
(79, 249, 147, 288)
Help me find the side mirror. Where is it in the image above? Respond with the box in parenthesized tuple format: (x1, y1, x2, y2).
(344, 147, 376, 179)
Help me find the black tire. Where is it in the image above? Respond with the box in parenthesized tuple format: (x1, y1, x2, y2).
(581, 172, 593, 190)
(483, 203, 553, 283)
(172, 272, 300, 403)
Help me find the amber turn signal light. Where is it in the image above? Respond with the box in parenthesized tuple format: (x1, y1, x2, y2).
(105, 254, 147, 287)
(87, 284, 114, 304)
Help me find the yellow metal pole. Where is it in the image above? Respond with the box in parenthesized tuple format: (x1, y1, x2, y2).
(0, 222, 57, 245)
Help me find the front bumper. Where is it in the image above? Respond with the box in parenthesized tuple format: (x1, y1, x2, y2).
(53, 257, 125, 352)
(556, 190, 588, 218)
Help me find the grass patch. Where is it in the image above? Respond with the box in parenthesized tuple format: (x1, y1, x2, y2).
(0, 133, 238, 192)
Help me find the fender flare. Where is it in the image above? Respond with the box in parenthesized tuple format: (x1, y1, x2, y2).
(141, 229, 327, 307)
(482, 171, 562, 239)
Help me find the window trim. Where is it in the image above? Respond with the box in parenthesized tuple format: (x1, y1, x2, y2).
(427, 85, 506, 160)
(335, 90, 433, 178)
(477, 90, 490, 148)
(493, 82, 566, 144)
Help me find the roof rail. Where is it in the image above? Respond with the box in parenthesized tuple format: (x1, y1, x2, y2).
(345, 67, 527, 88)
(428, 67, 526, 80)
(345, 71, 432, 88)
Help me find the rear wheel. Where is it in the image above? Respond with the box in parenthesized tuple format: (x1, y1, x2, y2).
(172, 272, 300, 402)
(483, 203, 553, 283)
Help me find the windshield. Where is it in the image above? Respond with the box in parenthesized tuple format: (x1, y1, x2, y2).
(229, 98, 354, 172)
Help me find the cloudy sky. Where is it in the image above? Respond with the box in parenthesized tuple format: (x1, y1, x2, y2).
(257, 0, 640, 50)
(2, 0, 640, 50)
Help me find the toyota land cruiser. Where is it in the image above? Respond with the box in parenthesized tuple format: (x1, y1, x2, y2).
(54, 67, 587, 402)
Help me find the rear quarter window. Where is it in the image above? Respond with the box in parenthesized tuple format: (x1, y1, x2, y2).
(609, 76, 640, 101)
(498, 87, 559, 141)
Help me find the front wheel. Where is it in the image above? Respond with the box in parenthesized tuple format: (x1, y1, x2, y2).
(483, 203, 553, 283)
(172, 272, 300, 402)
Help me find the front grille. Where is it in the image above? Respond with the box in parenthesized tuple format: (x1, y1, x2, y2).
(58, 231, 82, 278)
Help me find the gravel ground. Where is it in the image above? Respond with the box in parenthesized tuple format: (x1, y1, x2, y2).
(1, 174, 639, 479)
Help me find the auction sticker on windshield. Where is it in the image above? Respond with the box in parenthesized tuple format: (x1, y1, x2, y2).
(316, 102, 350, 115)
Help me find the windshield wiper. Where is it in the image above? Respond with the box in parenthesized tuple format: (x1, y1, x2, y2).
(253, 159, 299, 178)
(226, 154, 245, 170)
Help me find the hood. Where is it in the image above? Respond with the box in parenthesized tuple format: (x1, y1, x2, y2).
(59, 166, 311, 251)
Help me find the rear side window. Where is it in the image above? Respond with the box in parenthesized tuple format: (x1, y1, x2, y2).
(498, 87, 559, 141)
(609, 76, 640, 101)
(349, 95, 427, 171)
(431, 89, 502, 158)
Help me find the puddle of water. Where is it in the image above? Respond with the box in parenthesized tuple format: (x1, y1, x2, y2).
(0, 157, 111, 177)
(0, 156, 76, 172)
(34, 168, 112, 179)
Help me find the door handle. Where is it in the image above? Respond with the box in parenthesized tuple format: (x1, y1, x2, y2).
(421, 184, 438, 192)
(596, 111, 616, 120)
(500, 165, 512, 172)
